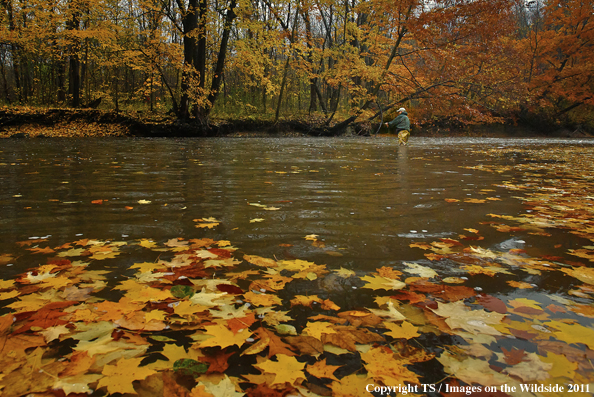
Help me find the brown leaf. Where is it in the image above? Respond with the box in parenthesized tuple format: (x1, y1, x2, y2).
(336, 311, 383, 327)
(501, 347, 527, 365)
(321, 326, 384, 352)
(284, 335, 324, 355)
(475, 294, 507, 314)
(12, 301, 77, 334)
(508, 328, 538, 340)
(202, 350, 234, 373)
(216, 284, 243, 294)
(390, 291, 427, 304)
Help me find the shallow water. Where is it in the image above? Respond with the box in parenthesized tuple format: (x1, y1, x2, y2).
(1, 137, 593, 283)
(2, 136, 594, 395)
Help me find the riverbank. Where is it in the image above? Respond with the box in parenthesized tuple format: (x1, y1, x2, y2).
(0, 107, 591, 138)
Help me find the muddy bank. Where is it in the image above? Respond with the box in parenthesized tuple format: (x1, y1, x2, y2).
(0, 107, 591, 138)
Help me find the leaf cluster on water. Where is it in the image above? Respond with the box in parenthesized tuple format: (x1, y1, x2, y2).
(1, 146, 594, 396)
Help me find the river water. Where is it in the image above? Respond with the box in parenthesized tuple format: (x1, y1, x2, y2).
(1, 137, 590, 268)
(1, 136, 594, 393)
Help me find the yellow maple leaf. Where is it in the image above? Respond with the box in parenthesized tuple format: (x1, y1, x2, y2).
(461, 265, 499, 276)
(0, 290, 19, 300)
(255, 354, 306, 385)
(138, 239, 157, 249)
(442, 277, 466, 284)
(368, 301, 406, 321)
(97, 357, 156, 394)
(198, 323, 253, 349)
(410, 242, 432, 250)
(561, 266, 594, 284)
(361, 275, 405, 290)
(243, 254, 277, 267)
(194, 217, 220, 229)
(41, 275, 74, 289)
(403, 262, 438, 278)
(260, 309, 293, 326)
(508, 298, 542, 310)
(40, 325, 71, 343)
(173, 301, 209, 317)
(361, 346, 419, 386)
(541, 352, 578, 379)
(431, 301, 505, 335)
(506, 280, 534, 289)
(546, 320, 594, 350)
(130, 261, 166, 273)
(124, 285, 174, 303)
(198, 375, 244, 397)
(277, 259, 317, 272)
(243, 291, 282, 307)
(189, 288, 228, 307)
(464, 198, 487, 203)
(57, 247, 86, 257)
(383, 321, 420, 339)
(0, 253, 14, 265)
(329, 374, 371, 397)
(145, 310, 167, 323)
(0, 279, 15, 289)
(290, 295, 322, 307)
(303, 321, 337, 340)
(333, 267, 355, 278)
(190, 384, 214, 397)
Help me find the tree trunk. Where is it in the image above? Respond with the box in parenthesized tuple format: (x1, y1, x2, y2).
(56, 57, 66, 103)
(177, 0, 198, 120)
(67, 7, 81, 108)
(0, 50, 11, 103)
(193, 0, 207, 118)
(202, 0, 237, 121)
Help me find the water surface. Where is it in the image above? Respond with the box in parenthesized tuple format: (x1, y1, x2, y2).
(1, 137, 592, 277)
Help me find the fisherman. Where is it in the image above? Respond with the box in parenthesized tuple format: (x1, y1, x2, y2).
(384, 108, 411, 145)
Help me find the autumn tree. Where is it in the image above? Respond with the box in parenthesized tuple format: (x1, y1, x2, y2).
(169, 0, 238, 122)
(0, 0, 592, 133)
(516, 0, 593, 127)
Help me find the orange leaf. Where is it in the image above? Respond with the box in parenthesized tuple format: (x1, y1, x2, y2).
(242, 326, 296, 357)
(306, 358, 340, 381)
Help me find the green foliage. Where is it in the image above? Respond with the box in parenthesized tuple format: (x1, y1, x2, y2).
(173, 359, 209, 377)
(170, 285, 194, 299)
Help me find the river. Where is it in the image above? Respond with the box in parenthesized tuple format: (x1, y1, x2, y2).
(1, 136, 593, 394)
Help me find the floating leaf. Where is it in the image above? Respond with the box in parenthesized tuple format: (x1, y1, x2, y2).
(171, 285, 194, 299)
(173, 359, 209, 377)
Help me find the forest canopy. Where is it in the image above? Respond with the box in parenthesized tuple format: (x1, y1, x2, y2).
(0, 0, 592, 132)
